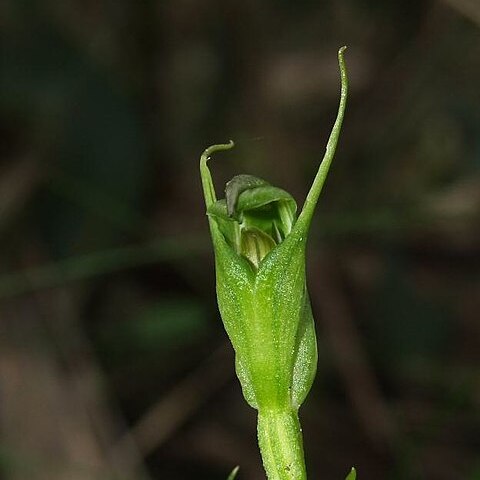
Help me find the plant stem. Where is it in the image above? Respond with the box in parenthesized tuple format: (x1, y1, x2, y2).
(257, 409, 307, 480)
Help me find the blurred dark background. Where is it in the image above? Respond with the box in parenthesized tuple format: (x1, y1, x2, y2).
(1, 0, 479, 479)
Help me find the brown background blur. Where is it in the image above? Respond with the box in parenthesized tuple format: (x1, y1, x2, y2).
(1, 1, 479, 479)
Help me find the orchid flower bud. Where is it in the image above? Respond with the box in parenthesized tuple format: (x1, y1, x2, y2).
(207, 175, 296, 267)
(200, 47, 348, 480)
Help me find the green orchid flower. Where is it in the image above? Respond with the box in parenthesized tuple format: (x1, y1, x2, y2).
(200, 47, 348, 480)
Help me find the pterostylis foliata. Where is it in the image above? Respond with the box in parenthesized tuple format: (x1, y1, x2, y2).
(201, 47, 349, 480)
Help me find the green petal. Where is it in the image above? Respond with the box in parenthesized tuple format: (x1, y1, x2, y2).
(237, 186, 297, 240)
(240, 227, 277, 268)
(207, 199, 229, 220)
(235, 185, 297, 215)
(225, 174, 270, 216)
(207, 184, 297, 261)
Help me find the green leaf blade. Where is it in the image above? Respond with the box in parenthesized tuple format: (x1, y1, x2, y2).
(226, 466, 240, 480)
(345, 467, 357, 480)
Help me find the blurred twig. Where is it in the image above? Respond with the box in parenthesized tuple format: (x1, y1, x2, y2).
(0, 204, 476, 299)
(0, 236, 207, 298)
(112, 342, 234, 460)
(32, 276, 153, 480)
(439, 0, 480, 25)
(2, 241, 154, 479)
(48, 169, 150, 235)
(0, 291, 152, 480)
(310, 250, 397, 450)
(0, 156, 42, 232)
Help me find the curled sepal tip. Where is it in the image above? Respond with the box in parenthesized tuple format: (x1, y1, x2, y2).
(200, 140, 235, 209)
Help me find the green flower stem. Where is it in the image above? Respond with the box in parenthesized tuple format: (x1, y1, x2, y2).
(257, 409, 307, 480)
